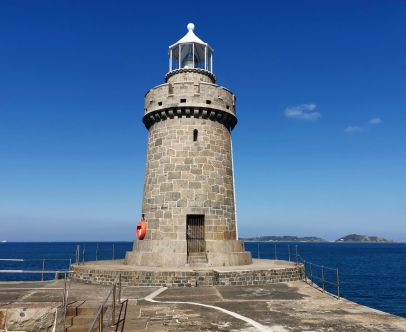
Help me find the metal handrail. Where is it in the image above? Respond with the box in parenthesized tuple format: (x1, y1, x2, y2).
(301, 257, 340, 299)
(249, 244, 341, 299)
(75, 244, 121, 265)
(88, 274, 122, 332)
(253, 244, 302, 264)
(0, 270, 72, 307)
(0, 258, 72, 281)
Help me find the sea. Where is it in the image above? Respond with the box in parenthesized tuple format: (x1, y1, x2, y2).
(0, 241, 405, 318)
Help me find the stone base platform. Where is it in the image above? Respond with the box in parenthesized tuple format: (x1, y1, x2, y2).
(125, 240, 252, 267)
(70, 259, 303, 287)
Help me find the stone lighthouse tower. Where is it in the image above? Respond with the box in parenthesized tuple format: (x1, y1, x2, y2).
(126, 23, 252, 267)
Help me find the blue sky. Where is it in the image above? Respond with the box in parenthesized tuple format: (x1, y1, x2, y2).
(1, 1, 405, 241)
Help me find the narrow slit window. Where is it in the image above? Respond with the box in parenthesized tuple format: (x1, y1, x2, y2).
(180, 98, 186, 103)
(158, 101, 162, 106)
(193, 129, 198, 142)
(206, 100, 211, 104)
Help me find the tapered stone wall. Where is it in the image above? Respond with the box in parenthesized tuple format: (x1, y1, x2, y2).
(125, 69, 252, 267)
(142, 117, 236, 241)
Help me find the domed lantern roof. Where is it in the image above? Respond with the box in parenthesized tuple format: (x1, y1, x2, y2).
(169, 23, 213, 73)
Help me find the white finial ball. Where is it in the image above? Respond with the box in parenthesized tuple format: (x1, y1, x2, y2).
(187, 23, 195, 31)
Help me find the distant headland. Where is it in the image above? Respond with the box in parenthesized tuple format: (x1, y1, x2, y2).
(335, 234, 395, 243)
(241, 236, 327, 242)
(241, 234, 395, 243)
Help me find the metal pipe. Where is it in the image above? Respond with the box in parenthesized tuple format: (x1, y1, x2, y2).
(99, 304, 104, 332)
(288, 245, 291, 261)
(63, 272, 67, 306)
(257, 242, 260, 259)
(337, 268, 340, 299)
(295, 245, 299, 264)
(192, 43, 195, 68)
(303, 260, 306, 281)
(274, 244, 277, 260)
(76, 245, 80, 265)
(112, 244, 115, 260)
(118, 274, 122, 303)
(204, 46, 207, 70)
(41, 259, 45, 281)
(112, 285, 116, 324)
(322, 266, 325, 292)
(179, 44, 181, 68)
(169, 48, 172, 71)
(310, 262, 313, 285)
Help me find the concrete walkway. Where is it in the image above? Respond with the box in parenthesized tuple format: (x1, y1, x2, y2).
(1, 280, 406, 331)
(121, 282, 406, 331)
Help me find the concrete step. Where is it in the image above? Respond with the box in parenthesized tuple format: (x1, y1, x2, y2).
(72, 314, 97, 325)
(77, 306, 100, 315)
(188, 255, 207, 265)
(66, 301, 86, 316)
(65, 326, 98, 332)
(65, 301, 108, 332)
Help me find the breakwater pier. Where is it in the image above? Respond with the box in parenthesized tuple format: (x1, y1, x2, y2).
(1, 258, 406, 331)
(0, 264, 406, 332)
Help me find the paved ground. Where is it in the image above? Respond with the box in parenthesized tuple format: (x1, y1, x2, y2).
(121, 282, 406, 331)
(1, 280, 406, 331)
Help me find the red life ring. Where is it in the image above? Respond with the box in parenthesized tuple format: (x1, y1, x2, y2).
(136, 220, 147, 240)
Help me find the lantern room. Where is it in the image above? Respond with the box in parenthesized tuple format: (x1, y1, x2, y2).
(169, 23, 213, 73)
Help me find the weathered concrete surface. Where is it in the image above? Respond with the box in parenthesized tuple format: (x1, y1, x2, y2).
(2, 279, 406, 331)
(0, 282, 64, 331)
(71, 259, 303, 287)
(122, 282, 406, 331)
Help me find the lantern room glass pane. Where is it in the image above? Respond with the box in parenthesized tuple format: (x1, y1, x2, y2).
(169, 43, 212, 72)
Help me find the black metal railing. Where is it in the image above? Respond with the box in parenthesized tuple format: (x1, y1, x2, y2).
(88, 274, 123, 332)
(245, 242, 341, 299)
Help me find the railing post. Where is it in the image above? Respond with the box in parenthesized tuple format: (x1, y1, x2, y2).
(288, 245, 291, 262)
(41, 259, 45, 281)
(69, 258, 72, 270)
(295, 245, 298, 264)
(303, 260, 307, 281)
(321, 265, 325, 292)
(112, 244, 115, 261)
(99, 304, 104, 332)
(63, 272, 67, 306)
(336, 268, 340, 299)
(82, 246, 86, 264)
(274, 244, 277, 260)
(257, 242, 260, 259)
(112, 285, 116, 324)
(118, 274, 122, 303)
(76, 245, 80, 265)
(310, 262, 313, 285)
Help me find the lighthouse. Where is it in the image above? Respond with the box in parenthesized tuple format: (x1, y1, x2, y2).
(125, 23, 252, 267)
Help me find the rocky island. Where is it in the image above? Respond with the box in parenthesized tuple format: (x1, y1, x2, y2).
(335, 234, 395, 243)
